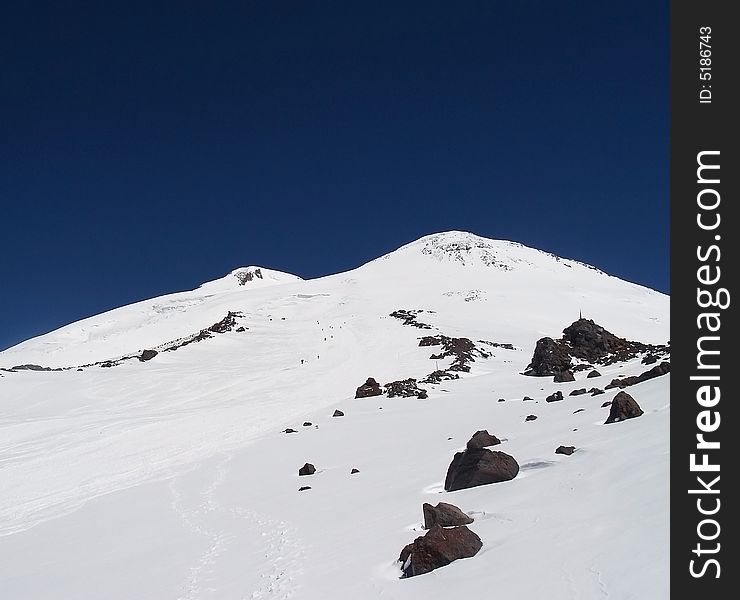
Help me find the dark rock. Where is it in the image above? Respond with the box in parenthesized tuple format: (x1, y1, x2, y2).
(139, 349, 158, 362)
(605, 361, 671, 390)
(601, 401, 612, 408)
(498, 398, 506, 402)
(235, 326, 246, 333)
(590, 388, 605, 396)
(466, 430, 501, 449)
(351, 468, 360, 474)
(523, 396, 534, 402)
(298, 463, 316, 476)
(419, 335, 444, 347)
(524, 337, 572, 376)
(573, 409, 585, 414)
(421, 370, 460, 384)
(389, 309, 433, 330)
(554, 369, 575, 383)
(332, 409, 344, 417)
(444, 448, 519, 491)
(355, 377, 383, 398)
(298, 486, 311, 491)
(555, 445, 576, 455)
(525, 414, 538, 421)
(384, 378, 427, 399)
(302, 422, 312, 427)
(546, 391, 564, 403)
(423, 502, 474, 529)
(562, 318, 632, 363)
(587, 369, 602, 378)
(284, 428, 297, 434)
(569, 388, 588, 396)
(604, 391, 644, 424)
(398, 524, 482, 578)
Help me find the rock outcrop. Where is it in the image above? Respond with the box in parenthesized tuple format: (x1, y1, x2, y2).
(422, 502, 474, 529)
(604, 391, 644, 424)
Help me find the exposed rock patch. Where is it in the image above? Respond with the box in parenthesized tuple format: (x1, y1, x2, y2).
(604, 391, 644, 424)
(605, 362, 670, 390)
(555, 445, 576, 455)
(546, 391, 563, 403)
(298, 463, 316, 476)
(466, 430, 501, 449)
(398, 525, 482, 578)
(423, 502, 474, 529)
(444, 448, 519, 491)
(355, 377, 383, 398)
(384, 378, 428, 399)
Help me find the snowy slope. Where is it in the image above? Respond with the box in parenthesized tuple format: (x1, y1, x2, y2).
(0, 231, 669, 599)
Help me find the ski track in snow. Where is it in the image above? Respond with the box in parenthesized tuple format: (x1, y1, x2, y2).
(169, 453, 304, 600)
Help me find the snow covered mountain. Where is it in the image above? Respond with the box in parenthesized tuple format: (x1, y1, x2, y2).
(0, 231, 670, 599)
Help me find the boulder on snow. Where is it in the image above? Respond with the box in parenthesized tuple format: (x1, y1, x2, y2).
(466, 430, 501, 449)
(444, 448, 519, 492)
(398, 524, 482, 578)
(423, 502, 474, 529)
(139, 349, 158, 362)
(298, 486, 311, 491)
(605, 361, 671, 390)
(604, 391, 644, 424)
(332, 409, 344, 417)
(569, 388, 588, 396)
(525, 414, 538, 421)
(546, 391, 563, 403)
(523, 395, 534, 402)
(350, 468, 360, 474)
(601, 401, 612, 408)
(554, 369, 575, 383)
(590, 387, 605, 396)
(302, 422, 312, 427)
(587, 369, 602, 378)
(555, 445, 576, 455)
(355, 377, 383, 398)
(298, 463, 316, 476)
(284, 428, 297, 434)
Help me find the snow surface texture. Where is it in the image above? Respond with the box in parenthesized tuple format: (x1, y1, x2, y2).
(0, 232, 669, 599)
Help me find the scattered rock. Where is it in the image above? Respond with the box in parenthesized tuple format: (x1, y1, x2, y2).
(605, 362, 671, 389)
(554, 369, 575, 383)
(525, 414, 538, 421)
(421, 370, 460, 384)
(423, 502, 474, 529)
(569, 388, 588, 396)
(302, 422, 312, 427)
(299, 486, 311, 491)
(355, 377, 383, 398)
(498, 398, 506, 402)
(350, 468, 360, 474)
(298, 463, 316, 476)
(546, 391, 563, 403)
(398, 524, 482, 578)
(590, 388, 605, 396)
(604, 391, 644, 424)
(332, 409, 344, 417)
(573, 409, 585, 414)
(384, 378, 427, 399)
(284, 428, 297, 434)
(523, 396, 534, 402)
(389, 309, 433, 330)
(466, 430, 501, 449)
(556, 445, 576, 455)
(601, 401, 612, 408)
(587, 369, 601, 378)
(235, 326, 246, 333)
(139, 349, 158, 362)
(444, 448, 519, 491)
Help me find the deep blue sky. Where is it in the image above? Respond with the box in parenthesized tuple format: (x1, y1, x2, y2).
(0, 1, 668, 351)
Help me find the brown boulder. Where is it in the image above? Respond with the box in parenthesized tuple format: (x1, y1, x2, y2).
(466, 430, 501, 449)
(555, 445, 576, 455)
(355, 377, 383, 398)
(398, 524, 482, 578)
(604, 391, 644, 424)
(298, 463, 316, 476)
(422, 502, 474, 529)
(546, 391, 563, 403)
(444, 448, 519, 491)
